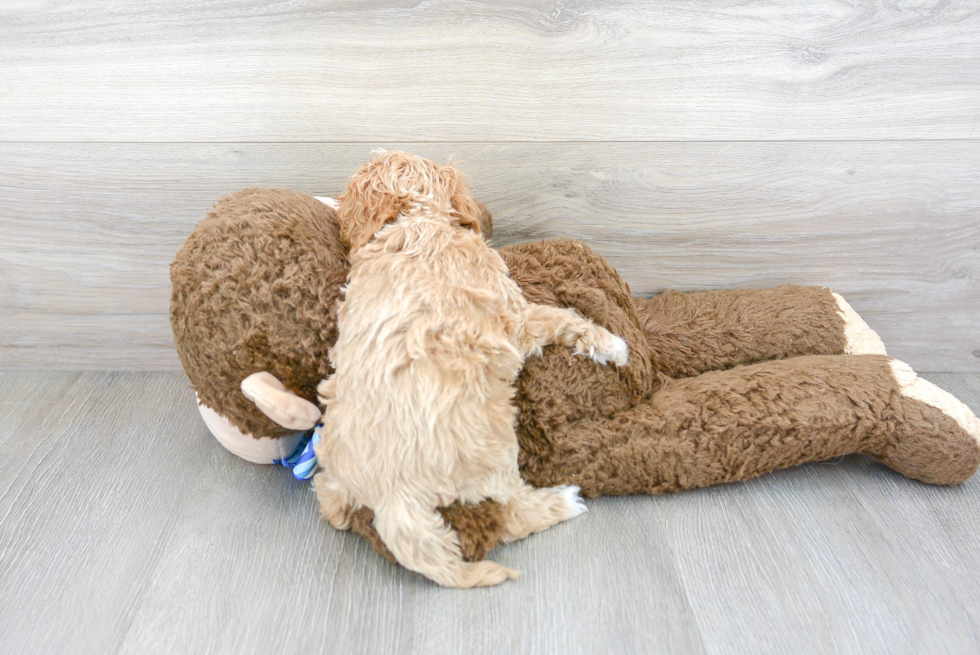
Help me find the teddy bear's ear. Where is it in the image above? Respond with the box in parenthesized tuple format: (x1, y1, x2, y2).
(241, 372, 321, 430)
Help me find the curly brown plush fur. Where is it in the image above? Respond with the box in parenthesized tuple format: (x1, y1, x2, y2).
(635, 286, 847, 379)
(171, 186, 980, 568)
(171, 189, 347, 439)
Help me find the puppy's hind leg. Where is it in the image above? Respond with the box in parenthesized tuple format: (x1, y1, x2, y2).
(520, 304, 628, 366)
(372, 497, 519, 588)
(313, 473, 356, 531)
(501, 481, 588, 543)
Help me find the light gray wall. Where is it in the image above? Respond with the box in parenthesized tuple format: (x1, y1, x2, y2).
(1, 1, 978, 371)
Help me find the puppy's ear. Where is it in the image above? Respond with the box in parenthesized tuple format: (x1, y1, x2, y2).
(472, 199, 493, 240)
(338, 177, 406, 253)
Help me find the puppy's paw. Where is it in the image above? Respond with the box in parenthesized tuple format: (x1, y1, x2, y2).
(557, 484, 588, 519)
(313, 474, 355, 531)
(575, 327, 629, 367)
(595, 333, 629, 367)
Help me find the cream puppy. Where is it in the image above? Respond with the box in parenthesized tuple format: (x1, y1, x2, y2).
(313, 152, 628, 587)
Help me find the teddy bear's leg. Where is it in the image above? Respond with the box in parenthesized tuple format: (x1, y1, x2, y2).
(518, 354, 980, 495)
(196, 396, 307, 464)
(877, 360, 980, 484)
(633, 285, 886, 379)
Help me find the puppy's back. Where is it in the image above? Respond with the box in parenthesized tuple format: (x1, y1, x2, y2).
(322, 213, 525, 503)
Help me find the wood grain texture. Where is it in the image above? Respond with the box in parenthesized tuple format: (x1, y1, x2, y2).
(1, 1, 978, 141)
(1, 142, 978, 371)
(1, 372, 979, 654)
(116, 466, 706, 655)
(0, 372, 213, 654)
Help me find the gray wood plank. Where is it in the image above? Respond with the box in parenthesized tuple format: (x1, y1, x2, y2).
(3, 372, 980, 654)
(1, 1, 978, 141)
(117, 451, 706, 654)
(0, 371, 214, 654)
(655, 374, 980, 655)
(1, 142, 978, 371)
(657, 464, 980, 655)
(0, 371, 59, 436)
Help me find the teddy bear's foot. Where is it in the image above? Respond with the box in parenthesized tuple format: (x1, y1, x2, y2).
(831, 292, 887, 355)
(876, 360, 980, 485)
(197, 396, 306, 464)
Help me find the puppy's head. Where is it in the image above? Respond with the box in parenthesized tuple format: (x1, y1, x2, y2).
(338, 150, 484, 254)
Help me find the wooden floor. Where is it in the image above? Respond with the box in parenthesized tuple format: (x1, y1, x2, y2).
(1, 370, 979, 654)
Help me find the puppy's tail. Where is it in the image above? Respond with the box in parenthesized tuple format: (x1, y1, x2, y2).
(372, 498, 519, 588)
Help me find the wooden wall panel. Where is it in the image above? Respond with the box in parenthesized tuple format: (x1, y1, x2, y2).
(0, 1, 977, 141)
(2, 141, 977, 370)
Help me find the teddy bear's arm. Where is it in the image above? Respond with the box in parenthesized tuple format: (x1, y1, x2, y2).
(633, 285, 885, 379)
(240, 371, 321, 430)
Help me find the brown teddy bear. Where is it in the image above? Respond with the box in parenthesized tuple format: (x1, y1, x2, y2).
(171, 185, 980, 566)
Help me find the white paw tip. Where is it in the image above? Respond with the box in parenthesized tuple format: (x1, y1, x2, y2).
(890, 359, 980, 445)
(591, 334, 629, 367)
(832, 292, 887, 355)
(559, 485, 588, 518)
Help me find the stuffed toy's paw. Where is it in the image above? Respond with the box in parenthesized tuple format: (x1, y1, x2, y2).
(240, 371, 321, 430)
(832, 291, 887, 355)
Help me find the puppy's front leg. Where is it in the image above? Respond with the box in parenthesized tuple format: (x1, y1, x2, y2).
(519, 303, 628, 366)
(372, 498, 519, 588)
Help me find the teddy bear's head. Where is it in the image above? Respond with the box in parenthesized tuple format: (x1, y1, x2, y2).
(171, 186, 495, 442)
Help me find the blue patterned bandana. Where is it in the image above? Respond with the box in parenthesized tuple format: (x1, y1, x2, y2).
(275, 426, 321, 480)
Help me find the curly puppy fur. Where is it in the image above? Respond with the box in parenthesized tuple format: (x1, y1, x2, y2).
(313, 152, 626, 587)
(337, 150, 486, 254)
